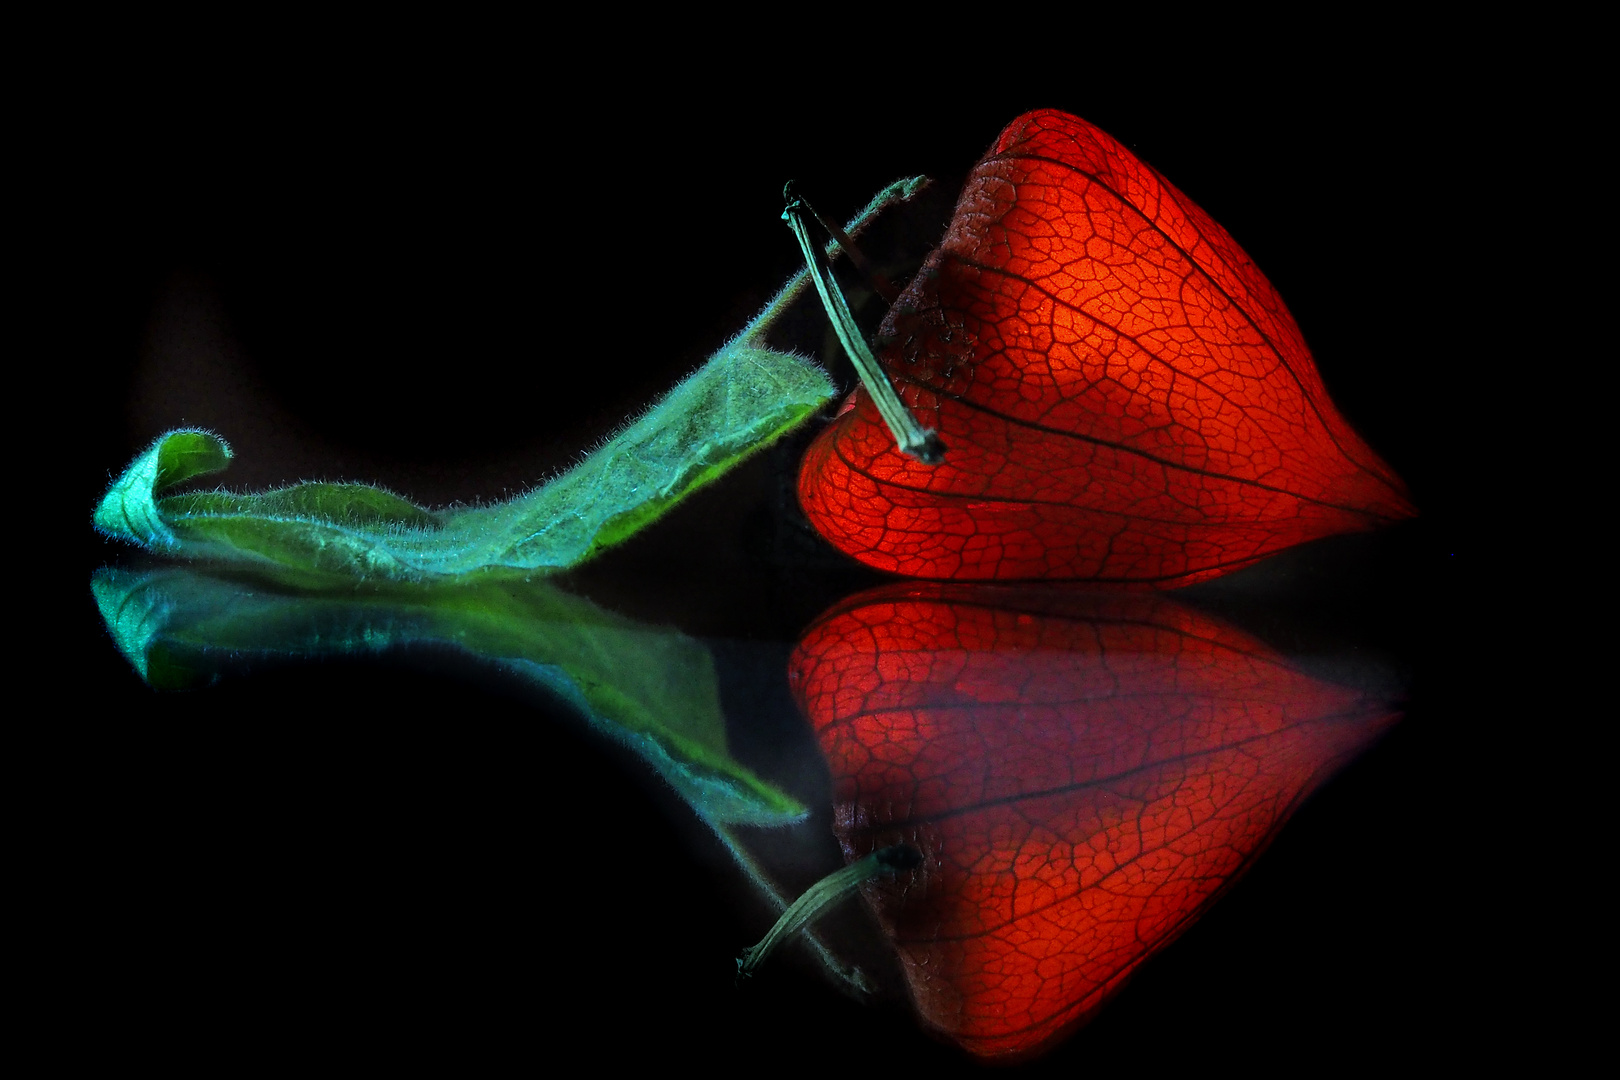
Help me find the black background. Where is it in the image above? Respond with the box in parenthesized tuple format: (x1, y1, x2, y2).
(55, 53, 1549, 1070)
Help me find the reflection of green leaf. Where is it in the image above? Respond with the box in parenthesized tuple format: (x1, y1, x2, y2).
(91, 566, 806, 827)
(93, 343, 834, 586)
(88, 178, 933, 998)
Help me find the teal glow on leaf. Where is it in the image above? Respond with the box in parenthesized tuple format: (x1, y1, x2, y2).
(93, 176, 933, 587)
(94, 428, 234, 548)
(90, 566, 807, 826)
(94, 344, 834, 586)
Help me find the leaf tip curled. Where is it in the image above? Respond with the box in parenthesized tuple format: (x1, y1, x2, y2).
(94, 429, 233, 550)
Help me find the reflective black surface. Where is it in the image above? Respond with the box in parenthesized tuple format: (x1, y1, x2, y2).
(66, 77, 1531, 1069)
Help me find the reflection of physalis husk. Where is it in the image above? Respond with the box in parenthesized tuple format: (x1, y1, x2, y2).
(91, 566, 804, 828)
(791, 584, 1402, 1061)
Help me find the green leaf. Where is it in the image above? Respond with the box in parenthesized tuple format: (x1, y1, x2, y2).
(90, 566, 807, 826)
(93, 428, 235, 548)
(93, 176, 935, 588)
(94, 343, 834, 586)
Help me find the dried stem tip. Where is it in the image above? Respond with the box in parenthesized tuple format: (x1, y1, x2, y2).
(782, 185, 945, 465)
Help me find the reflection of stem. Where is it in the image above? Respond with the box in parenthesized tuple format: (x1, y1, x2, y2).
(704, 179, 931, 994)
(733, 842, 919, 986)
(708, 820, 878, 996)
(736, 176, 928, 350)
(781, 187, 945, 465)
